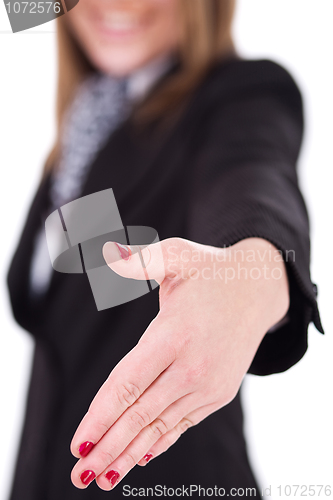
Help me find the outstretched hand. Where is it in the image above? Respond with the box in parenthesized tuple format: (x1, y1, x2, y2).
(70, 237, 289, 490)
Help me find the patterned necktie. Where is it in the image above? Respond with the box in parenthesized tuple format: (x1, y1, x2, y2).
(29, 73, 130, 296)
(50, 72, 130, 209)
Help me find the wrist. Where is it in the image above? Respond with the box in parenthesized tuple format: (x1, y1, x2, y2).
(227, 238, 290, 332)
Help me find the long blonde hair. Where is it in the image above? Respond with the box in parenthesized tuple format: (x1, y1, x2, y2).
(45, 0, 236, 172)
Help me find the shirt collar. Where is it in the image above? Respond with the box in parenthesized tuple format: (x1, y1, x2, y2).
(125, 53, 176, 103)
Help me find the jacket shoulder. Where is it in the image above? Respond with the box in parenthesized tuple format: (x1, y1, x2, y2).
(200, 57, 303, 118)
(209, 57, 301, 91)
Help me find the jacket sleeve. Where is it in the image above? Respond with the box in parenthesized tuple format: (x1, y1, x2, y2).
(186, 59, 324, 375)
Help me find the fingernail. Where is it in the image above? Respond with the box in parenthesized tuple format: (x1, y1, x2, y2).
(80, 470, 96, 486)
(114, 243, 131, 261)
(105, 469, 120, 487)
(78, 441, 94, 457)
(144, 453, 153, 463)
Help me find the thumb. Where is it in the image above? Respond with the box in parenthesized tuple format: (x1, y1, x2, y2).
(102, 237, 190, 285)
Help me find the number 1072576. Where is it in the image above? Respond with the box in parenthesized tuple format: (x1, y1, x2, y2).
(5, 2, 61, 14)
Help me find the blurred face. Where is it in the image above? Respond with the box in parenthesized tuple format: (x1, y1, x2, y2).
(66, 0, 182, 76)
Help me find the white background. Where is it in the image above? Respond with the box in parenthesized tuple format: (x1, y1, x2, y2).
(0, 1, 332, 499)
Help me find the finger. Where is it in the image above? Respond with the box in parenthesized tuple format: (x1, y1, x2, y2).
(137, 403, 219, 467)
(103, 240, 165, 284)
(70, 321, 176, 458)
(92, 393, 200, 491)
(71, 368, 196, 489)
(102, 237, 192, 284)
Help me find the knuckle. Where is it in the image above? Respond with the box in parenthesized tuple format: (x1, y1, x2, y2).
(182, 368, 196, 386)
(167, 237, 184, 256)
(99, 448, 116, 467)
(87, 407, 110, 435)
(178, 417, 193, 434)
(163, 237, 182, 266)
(116, 382, 141, 409)
(124, 451, 137, 469)
(129, 408, 151, 432)
(150, 417, 169, 437)
(164, 431, 176, 448)
(182, 362, 208, 387)
(170, 330, 191, 358)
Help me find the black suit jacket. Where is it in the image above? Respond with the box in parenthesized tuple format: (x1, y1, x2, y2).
(7, 57, 323, 499)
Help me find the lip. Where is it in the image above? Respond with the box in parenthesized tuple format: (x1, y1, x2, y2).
(93, 11, 150, 41)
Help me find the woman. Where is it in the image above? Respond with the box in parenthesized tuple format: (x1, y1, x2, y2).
(7, 0, 323, 498)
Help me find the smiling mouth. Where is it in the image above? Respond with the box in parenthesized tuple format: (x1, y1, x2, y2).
(96, 11, 149, 38)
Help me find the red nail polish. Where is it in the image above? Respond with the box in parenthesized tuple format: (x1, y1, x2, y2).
(105, 469, 120, 486)
(80, 470, 96, 486)
(79, 441, 94, 457)
(144, 453, 153, 463)
(115, 243, 131, 261)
